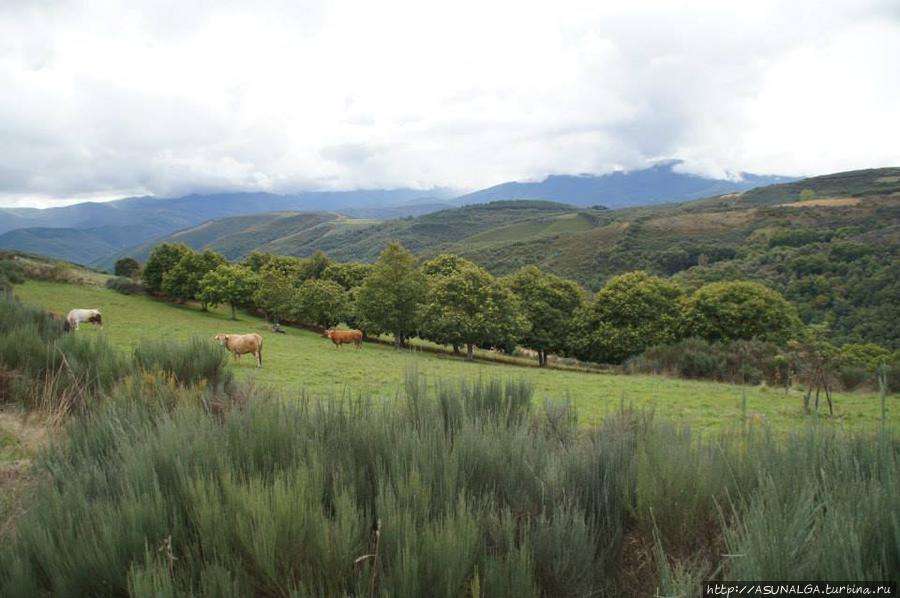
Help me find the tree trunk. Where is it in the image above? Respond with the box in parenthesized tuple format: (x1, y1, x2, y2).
(201, 302, 209, 312)
(394, 334, 402, 350)
(230, 304, 237, 320)
(538, 350, 546, 367)
(453, 344, 460, 355)
(466, 343, 474, 362)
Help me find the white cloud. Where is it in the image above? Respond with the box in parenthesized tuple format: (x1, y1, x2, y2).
(0, 0, 898, 206)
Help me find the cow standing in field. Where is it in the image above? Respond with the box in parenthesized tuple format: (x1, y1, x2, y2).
(66, 309, 102, 331)
(214, 333, 263, 368)
(324, 328, 364, 349)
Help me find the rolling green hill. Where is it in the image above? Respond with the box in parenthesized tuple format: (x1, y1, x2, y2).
(104, 168, 900, 347)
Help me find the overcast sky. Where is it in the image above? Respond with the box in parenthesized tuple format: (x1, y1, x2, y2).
(1, 0, 898, 208)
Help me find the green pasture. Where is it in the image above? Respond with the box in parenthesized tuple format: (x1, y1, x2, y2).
(15, 279, 895, 433)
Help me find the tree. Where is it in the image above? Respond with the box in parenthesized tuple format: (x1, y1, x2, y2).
(421, 254, 470, 278)
(504, 266, 586, 366)
(142, 243, 191, 294)
(419, 256, 526, 361)
(571, 271, 683, 364)
(198, 264, 258, 320)
(355, 242, 426, 349)
(114, 257, 141, 278)
(293, 279, 349, 328)
(253, 266, 297, 324)
(299, 251, 332, 282)
(321, 262, 373, 290)
(161, 249, 226, 309)
(683, 281, 801, 344)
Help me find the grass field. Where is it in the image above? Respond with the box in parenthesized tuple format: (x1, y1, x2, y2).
(14, 279, 896, 433)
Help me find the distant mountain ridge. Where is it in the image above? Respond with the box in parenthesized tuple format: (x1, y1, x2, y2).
(0, 161, 800, 264)
(0, 189, 457, 265)
(454, 161, 795, 207)
(96, 167, 900, 279)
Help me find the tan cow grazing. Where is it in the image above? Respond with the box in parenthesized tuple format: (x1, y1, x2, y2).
(324, 328, 363, 349)
(215, 333, 263, 367)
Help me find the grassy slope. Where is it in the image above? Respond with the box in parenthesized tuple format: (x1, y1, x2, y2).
(15, 280, 895, 433)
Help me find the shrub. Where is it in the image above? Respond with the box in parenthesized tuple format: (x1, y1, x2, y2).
(0, 299, 125, 411)
(627, 338, 783, 385)
(113, 257, 141, 278)
(0, 369, 895, 595)
(836, 365, 868, 391)
(105, 276, 145, 295)
(133, 336, 232, 389)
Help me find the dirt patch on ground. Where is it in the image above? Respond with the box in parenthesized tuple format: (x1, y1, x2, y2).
(778, 197, 862, 208)
(643, 209, 758, 236)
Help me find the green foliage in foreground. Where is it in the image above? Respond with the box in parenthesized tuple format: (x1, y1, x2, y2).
(1, 367, 896, 596)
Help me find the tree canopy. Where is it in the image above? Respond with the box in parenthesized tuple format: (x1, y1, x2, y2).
(198, 264, 258, 320)
(142, 243, 190, 294)
(420, 255, 526, 361)
(161, 249, 226, 309)
(571, 271, 683, 364)
(682, 281, 801, 344)
(113, 257, 140, 278)
(293, 279, 348, 329)
(504, 266, 585, 365)
(356, 242, 425, 348)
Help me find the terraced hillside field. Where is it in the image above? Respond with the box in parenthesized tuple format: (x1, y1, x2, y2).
(14, 279, 895, 433)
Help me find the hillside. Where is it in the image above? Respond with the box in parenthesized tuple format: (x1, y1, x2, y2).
(0, 189, 456, 264)
(107, 167, 900, 348)
(101, 200, 584, 267)
(0, 162, 794, 265)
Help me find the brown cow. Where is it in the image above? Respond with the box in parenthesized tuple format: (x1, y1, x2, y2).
(324, 328, 363, 349)
(214, 333, 263, 367)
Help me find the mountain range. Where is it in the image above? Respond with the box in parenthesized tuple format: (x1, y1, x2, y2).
(97, 166, 900, 278)
(0, 161, 794, 266)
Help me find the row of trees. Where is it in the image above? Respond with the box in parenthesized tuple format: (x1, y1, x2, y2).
(133, 241, 804, 364)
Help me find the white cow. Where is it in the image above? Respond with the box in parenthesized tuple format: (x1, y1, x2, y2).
(66, 309, 103, 330)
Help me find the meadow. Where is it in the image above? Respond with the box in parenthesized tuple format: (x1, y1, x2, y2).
(15, 279, 895, 433)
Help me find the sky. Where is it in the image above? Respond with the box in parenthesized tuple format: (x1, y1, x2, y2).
(1, 0, 898, 208)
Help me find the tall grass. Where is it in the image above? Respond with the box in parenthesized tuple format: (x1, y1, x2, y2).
(0, 299, 231, 413)
(133, 336, 232, 389)
(1, 363, 896, 596)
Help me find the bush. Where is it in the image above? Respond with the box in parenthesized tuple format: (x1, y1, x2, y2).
(627, 338, 782, 385)
(0, 368, 896, 595)
(0, 299, 126, 411)
(133, 337, 232, 389)
(105, 276, 145, 295)
(836, 366, 868, 391)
